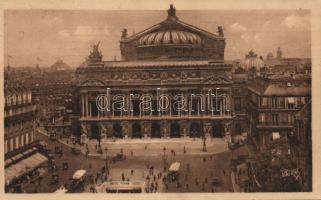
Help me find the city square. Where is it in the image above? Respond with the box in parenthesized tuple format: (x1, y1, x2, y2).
(4, 3, 312, 194)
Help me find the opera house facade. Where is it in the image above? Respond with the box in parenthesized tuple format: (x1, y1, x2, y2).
(73, 5, 236, 141)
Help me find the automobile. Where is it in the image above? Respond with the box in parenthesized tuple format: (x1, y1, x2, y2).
(38, 140, 48, 149)
(166, 162, 180, 181)
(211, 177, 220, 186)
(50, 173, 59, 185)
(54, 146, 62, 154)
(49, 131, 58, 141)
(70, 147, 81, 155)
(112, 153, 125, 161)
(47, 153, 55, 160)
(97, 181, 146, 193)
(69, 170, 87, 192)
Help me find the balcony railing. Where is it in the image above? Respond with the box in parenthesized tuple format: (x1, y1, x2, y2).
(4, 105, 37, 118)
(79, 113, 233, 121)
(257, 121, 293, 127)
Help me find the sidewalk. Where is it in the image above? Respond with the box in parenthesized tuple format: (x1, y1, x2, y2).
(229, 143, 252, 192)
(37, 128, 229, 157)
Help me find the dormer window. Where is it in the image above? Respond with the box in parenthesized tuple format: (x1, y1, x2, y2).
(7, 96, 11, 106)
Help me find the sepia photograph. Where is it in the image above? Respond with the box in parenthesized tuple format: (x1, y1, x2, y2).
(1, 0, 321, 199)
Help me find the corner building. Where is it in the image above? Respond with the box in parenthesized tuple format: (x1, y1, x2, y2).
(74, 5, 235, 140)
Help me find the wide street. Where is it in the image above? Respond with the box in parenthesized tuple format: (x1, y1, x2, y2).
(34, 129, 233, 193)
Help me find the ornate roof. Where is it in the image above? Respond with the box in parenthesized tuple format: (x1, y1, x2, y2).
(119, 4, 225, 61)
(241, 51, 265, 70)
(137, 30, 202, 47)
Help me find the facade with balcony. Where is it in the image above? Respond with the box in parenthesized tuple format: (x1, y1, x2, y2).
(247, 73, 311, 150)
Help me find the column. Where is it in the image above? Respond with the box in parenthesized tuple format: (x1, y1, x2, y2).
(85, 94, 89, 117)
(223, 121, 231, 143)
(181, 120, 188, 138)
(203, 122, 212, 138)
(143, 121, 151, 138)
(161, 121, 168, 138)
(81, 94, 85, 117)
(121, 121, 129, 139)
(106, 123, 113, 138)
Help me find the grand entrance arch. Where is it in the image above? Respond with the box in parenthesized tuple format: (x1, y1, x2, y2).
(113, 123, 123, 138)
(91, 124, 100, 139)
(170, 123, 180, 138)
(132, 123, 142, 138)
(190, 122, 201, 137)
(212, 121, 223, 137)
(151, 123, 161, 138)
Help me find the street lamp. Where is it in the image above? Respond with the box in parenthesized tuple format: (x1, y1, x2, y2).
(104, 147, 108, 166)
(163, 147, 166, 156)
(202, 135, 207, 152)
(104, 147, 108, 157)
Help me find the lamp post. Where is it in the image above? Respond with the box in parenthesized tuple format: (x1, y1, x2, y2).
(104, 147, 108, 166)
(202, 135, 207, 152)
(163, 147, 167, 172)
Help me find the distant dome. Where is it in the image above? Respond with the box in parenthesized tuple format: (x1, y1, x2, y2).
(51, 59, 71, 71)
(266, 52, 274, 60)
(241, 51, 265, 70)
(137, 30, 202, 47)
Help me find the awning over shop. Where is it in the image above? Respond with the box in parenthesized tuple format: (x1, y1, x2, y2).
(5, 153, 48, 185)
(72, 170, 87, 180)
(272, 132, 280, 140)
(287, 97, 295, 104)
(169, 162, 180, 172)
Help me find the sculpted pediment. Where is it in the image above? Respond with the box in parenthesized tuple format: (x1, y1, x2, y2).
(203, 75, 231, 84)
(80, 79, 105, 86)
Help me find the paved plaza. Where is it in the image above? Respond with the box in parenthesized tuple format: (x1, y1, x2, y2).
(33, 129, 233, 193)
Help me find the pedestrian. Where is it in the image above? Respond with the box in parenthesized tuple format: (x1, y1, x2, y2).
(131, 151, 133, 157)
(131, 169, 134, 175)
(121, 173, 125, 181)
(145, 145, 147, 150)
(183, 146, 186, 154)
(187, 163, 190, 172)
(155, 183, 158, 192)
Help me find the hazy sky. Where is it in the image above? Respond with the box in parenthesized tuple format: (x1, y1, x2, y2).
(4, 9, 310, 67)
